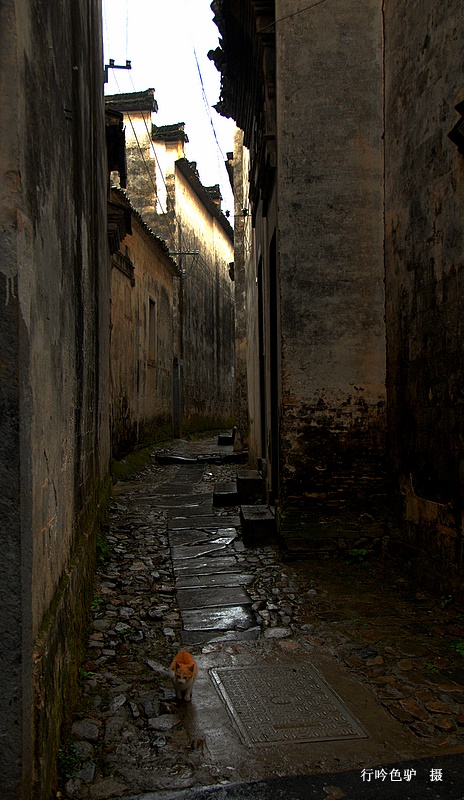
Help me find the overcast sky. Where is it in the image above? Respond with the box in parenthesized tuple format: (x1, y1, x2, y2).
(102, 0, 235, 218)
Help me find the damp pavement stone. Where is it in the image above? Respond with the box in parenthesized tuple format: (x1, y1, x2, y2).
(181, 606, 256, 632)
(168, 516, 241, 530)
(177, 586, 252, 611)
(172, 556, 238, 575)
(175, 573, 254, 589)
(60, 436, 464, 800)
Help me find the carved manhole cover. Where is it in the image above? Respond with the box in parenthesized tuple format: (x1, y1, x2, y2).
(210, 664, 368, 746)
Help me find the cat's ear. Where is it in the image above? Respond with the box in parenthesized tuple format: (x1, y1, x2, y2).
(189, 664, 195, 673)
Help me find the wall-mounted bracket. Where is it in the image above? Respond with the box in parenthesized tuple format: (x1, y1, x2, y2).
(105, 59, 132, 84)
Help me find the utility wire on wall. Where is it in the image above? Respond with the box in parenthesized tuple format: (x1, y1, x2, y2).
(259, 0, 329, 32)
(193, 47, 226, 162)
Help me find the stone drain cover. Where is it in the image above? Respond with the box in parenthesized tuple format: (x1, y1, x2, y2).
(210, 664, 368, 746)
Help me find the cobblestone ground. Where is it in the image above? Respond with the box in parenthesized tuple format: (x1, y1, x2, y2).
(57, 439, 464, 799)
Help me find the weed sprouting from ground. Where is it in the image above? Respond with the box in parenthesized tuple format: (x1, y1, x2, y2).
(347, 548, 367, 565)
(451, 640, 464, 657)
(96, 534, 112, 566)
(57, 740, 81, 779)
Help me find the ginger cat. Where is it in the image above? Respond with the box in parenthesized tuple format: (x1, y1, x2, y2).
(169, 650, 198, 701)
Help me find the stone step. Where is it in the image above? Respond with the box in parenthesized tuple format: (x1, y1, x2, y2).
(213, 481, 239, 506)
(240, 505, 277, 545)
(236, 469, 264, 501)
(217, 426, 236, 446)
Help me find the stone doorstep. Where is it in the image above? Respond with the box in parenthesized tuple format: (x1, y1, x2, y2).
(213, 482, 240, 506)
(240, 505, 277, 544)
(236, 469, 264, 501)
(217, 428, 236, 446)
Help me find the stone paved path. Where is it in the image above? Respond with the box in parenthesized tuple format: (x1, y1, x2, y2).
(58, 437, 464, 800)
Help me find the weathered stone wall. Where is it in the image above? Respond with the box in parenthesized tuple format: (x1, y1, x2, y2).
(0, 1, 110, 797)
(175, 166, 235, 427)
(105, 103, 235, 434)
(385, 1, 464, 596)
(124, 110, 159, 221)
(110, 193, 176, 457)
(232, 130, 251, 451)
(275, 0, 387, 532)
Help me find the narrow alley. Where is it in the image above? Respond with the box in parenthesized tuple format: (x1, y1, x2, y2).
(59, 436, 464, 800)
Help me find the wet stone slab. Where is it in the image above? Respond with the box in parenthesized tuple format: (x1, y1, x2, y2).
(176, 586, 252, 611)
(172, 556, 239, 575)
(167, 505, 221, 516)
(170, 543, 230, 560)
(169, 531, 237, 547)
(181, 605, 257, 632)
(167, 530, 218, 546)
(176, 466, 206, 479)
(175, 572, 254, 589)
(181, 627, 261, 647)
(153, 483, 203, 495)
(144, 494, 213, 507)
(168, 516, 241, 530)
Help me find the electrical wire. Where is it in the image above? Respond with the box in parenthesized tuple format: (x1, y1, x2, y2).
(193, 47, 227, 165)
(103, 0, 232, 221)
(103, 3, 233, 275)
(259, 0, 329, 32)
(125, 0, 129, 59)
(111, 74, 169, 219)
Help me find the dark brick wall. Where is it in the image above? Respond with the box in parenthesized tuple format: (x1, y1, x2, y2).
(385, 1, 464, 591)
(276, 0, 387, 530)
